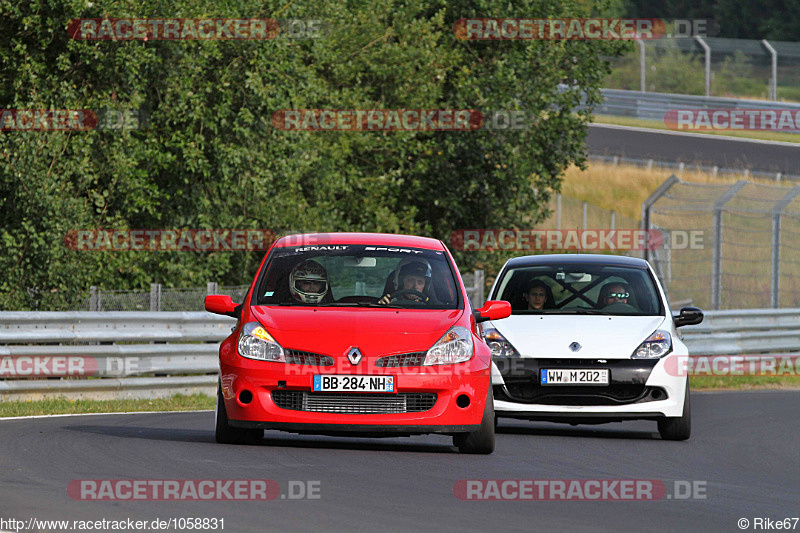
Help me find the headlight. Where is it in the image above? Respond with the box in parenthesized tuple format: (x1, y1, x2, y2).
(424, 326, 474, 365)
(237, 322, 285, 362)
(482, 327, 521, 357)
(631, 330, 672, 359)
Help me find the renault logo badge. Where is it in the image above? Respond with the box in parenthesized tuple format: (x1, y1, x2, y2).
(569, 342, 582, 352)
(346, 347, 363, 365)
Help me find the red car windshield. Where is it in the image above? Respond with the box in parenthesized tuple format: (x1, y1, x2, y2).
(253, 245, 462, 309)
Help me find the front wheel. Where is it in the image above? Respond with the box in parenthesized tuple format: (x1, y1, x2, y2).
(453, 390, 495, 454)
(215, 384, 263, 445)
(658, 381, 691, 441)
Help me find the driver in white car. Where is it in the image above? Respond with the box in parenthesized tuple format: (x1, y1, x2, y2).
(600, 282, 633, 308)
(378, 259, 434, 304)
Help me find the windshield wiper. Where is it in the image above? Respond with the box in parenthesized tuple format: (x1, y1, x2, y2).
(316, 302, 406, 309)
(551, 308, 609, 315)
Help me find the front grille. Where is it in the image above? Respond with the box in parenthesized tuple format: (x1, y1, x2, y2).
(496, 384, 660, 406)
(375, 352, 426, 367)
(284, 350, 334, 366)
(271, 391, 437, 414)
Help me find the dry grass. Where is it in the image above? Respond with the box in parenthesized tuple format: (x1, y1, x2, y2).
(560, 162, 790, 221)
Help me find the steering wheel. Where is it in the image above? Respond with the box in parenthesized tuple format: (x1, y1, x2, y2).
(603, 302, 637, 312)
(387, 289, 427, 303)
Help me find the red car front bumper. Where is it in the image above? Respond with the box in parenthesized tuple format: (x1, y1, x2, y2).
(219, 351, 491, 434)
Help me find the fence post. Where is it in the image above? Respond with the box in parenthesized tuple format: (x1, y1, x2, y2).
(712, 181, 748, 310)
(637, 39, 646, 92)
(695, 36, 711, 97)
(762, 40, 777, 101)
(89, 286, 99, 312)
(207, 282, 219, 295)
(771, 186, 800, 308)
(474, 269, 485, 308)
(150, 283, 161, 312)
(610, 210, 615, 231)
(641, 174, 680, 263)
(556, 194, 562, 230)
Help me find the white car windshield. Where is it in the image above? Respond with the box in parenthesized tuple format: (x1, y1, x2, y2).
(493, 263, 663, 316)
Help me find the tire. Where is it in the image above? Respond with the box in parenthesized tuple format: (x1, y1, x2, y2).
(658, 381, 691, 441)
(453, 391, 495, 454)
(215, 383, 263, 445)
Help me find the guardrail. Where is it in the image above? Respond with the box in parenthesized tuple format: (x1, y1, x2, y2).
(597, 88, 800, 123)
(679, 308, 800, 355)
(1, 309, 797, 400)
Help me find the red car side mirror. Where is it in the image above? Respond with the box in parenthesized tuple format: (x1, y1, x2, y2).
(204, 295, 240, 318)
(473, 300, 511, 323)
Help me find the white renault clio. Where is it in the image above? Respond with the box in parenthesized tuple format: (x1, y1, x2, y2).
(483, 254, 703, 440)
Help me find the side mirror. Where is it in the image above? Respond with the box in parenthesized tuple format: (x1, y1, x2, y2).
(473, 300, 512, 323)
(205, 295, 241, 318)
(673, 306, 704, 328)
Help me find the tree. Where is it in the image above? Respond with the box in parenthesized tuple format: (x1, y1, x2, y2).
(0, 0, 624, 309)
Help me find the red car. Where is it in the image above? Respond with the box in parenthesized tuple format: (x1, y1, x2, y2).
(205, 233, 510, 453)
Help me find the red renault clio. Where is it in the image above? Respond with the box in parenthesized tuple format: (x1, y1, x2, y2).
(205, 233, 510, 453)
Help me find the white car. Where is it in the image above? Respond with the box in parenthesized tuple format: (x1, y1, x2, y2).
(483, 254, 703, 440)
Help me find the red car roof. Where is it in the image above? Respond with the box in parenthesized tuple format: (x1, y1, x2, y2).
(273, 232, 445, 250)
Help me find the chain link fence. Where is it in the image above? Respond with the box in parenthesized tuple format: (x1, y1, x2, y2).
(643, 175, 800, 309)
(606, 37, 800, 101)
(539, 193, 643, 258)
(75, 284, 250, 312)
(73, 275, 487, 311)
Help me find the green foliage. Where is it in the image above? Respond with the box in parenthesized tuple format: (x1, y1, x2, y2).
(0, 0, 625, 309)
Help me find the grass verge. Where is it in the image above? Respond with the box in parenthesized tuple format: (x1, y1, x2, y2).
(690, 375, 800, 391)
(0, 394, 214, 418)
(593, 114, 800, 144)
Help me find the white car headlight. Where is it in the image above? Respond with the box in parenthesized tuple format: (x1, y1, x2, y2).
(424, 326, 474, 365)
(237, 322, 285, 362)
(631, 330, 672, 359)
(482, 327, 521, 358)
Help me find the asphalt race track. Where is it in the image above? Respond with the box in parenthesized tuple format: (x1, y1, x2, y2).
(587, 124, 800, 176)
(1, 390, 797, 533)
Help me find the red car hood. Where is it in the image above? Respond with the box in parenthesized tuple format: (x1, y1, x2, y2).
(250, 306, 464, 358)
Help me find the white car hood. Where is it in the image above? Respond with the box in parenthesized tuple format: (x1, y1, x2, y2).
(489, 314, 666, 359)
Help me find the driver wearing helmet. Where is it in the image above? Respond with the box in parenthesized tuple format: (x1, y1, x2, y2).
(378, 259, 435, 305)
(289, 259, 329, 304)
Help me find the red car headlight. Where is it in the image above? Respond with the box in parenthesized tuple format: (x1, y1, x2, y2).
(237, 322, 286, 362)
(424, 326, 473, 365)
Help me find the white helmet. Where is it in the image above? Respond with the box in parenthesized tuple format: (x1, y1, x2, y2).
(289, 260, 329, 303)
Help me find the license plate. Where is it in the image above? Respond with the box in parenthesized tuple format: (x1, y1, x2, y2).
(541, 369, 609, 385)
(313, 375, 395, 393)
